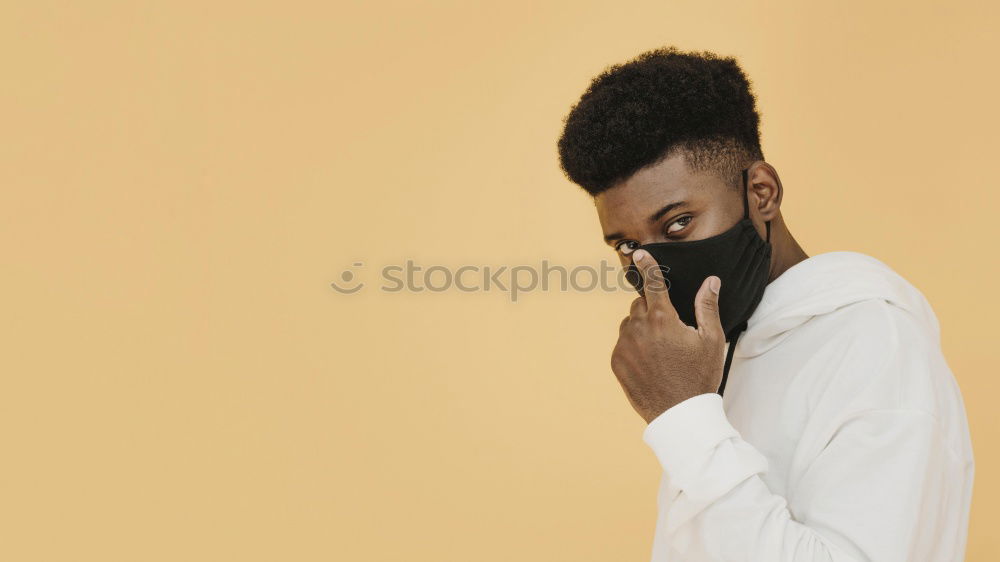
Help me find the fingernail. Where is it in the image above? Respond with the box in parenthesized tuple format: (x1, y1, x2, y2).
(632, 249, 648, 262)
(710, 276, 720, 294)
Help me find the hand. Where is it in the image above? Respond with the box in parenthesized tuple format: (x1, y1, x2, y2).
(611, 249, 727, 424)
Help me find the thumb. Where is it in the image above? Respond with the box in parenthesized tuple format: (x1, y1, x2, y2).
(694, 275, 724, 341)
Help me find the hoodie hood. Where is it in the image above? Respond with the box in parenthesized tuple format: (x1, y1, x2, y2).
(734, 251, 940, 358)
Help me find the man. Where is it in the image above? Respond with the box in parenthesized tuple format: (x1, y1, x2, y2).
(556, 46, 974, 561)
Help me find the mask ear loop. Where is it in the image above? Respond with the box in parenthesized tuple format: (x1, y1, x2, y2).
(741, 168, 751, 220)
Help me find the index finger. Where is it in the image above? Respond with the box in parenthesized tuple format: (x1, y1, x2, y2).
(632, 249, 680, 320)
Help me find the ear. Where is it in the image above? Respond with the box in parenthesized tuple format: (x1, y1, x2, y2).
(746, 161, 782, 222)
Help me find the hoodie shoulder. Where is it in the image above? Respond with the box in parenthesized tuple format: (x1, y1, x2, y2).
(797, 297, 954, 416)
(788, 296, 973, 466)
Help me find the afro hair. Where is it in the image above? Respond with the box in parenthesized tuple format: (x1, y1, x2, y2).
(557, 46, 765, 196)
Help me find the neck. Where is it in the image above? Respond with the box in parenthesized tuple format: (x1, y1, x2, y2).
(765, 213, 809, 284)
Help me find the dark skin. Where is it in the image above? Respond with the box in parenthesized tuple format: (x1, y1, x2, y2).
(595, 153, 809, 423)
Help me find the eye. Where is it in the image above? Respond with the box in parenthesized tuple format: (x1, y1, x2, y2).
(615, 240, 639, 256)
(666, 215, 693, 235)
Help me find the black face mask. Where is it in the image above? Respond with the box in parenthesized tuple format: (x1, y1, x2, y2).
(624, 168, 772, 396)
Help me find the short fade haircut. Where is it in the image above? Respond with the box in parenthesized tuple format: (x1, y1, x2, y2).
(557, 46, 765, 196)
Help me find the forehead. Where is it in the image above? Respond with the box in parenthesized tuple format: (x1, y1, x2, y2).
(594, 152, 706, 228)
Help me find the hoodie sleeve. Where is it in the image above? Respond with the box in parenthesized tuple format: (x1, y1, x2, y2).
(643, 392, 965, 561)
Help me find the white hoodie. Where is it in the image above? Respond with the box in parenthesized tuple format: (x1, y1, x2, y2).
(642, 251, 975, 561)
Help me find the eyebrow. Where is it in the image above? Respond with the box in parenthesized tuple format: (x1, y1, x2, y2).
(602, 200, 688, 243)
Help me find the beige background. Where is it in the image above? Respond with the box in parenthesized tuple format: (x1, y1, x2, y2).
(2, 1, 997, 560)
